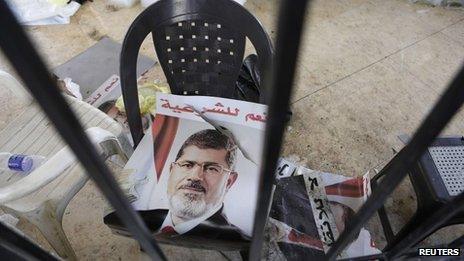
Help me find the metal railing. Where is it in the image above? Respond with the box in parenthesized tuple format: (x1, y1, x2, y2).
(0, 1, 165, 260)
(0, 0, 463, 260)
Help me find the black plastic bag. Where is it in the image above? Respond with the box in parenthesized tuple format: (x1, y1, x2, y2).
(236, 54, 293, 121)
(235, 54, 261, 103)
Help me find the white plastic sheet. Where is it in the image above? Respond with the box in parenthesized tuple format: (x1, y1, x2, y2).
(6, 0, 81, 25)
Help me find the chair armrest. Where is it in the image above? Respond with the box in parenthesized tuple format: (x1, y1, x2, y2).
(0, 127, 120, 204)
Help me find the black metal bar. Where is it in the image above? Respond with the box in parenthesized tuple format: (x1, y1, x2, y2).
(0, 222, 58, 261)
(0, 2, 166, 260)
(370, 171, 395, 244)
(248, 0, 310, 260)
(386, 190, 464, 259)
(0, 239, 39, 261)
(327, 62, 464, 259)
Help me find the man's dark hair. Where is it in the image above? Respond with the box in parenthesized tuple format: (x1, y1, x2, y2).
(175, 129, 238, 169)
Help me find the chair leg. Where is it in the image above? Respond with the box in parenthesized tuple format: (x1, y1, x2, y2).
(383, 212, 427, 252)
(239, 249, 249, 261)
(19, 203, 77, 260)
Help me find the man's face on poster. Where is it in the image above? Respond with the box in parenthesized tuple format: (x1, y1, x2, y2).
(168, 145, 238, 221)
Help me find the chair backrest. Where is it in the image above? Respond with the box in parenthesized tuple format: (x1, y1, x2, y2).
(153, 19, 245, 98)
(120, 0, 273, 146)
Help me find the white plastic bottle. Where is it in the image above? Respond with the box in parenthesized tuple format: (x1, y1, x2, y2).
(0, 153, 45, 172)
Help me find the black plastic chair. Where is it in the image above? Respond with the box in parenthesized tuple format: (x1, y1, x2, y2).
(105, 0, 272, 253)
(372, 136, 464, 251)
(118, 0, 273, 147)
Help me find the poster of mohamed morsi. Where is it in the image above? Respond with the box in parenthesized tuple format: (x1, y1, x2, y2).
(104, 93, 267, 249)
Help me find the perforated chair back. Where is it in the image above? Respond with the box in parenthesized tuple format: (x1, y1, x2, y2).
(120, 0, 273, 146)
(428, 144, 464, 197)
(153, 20, 245, 98)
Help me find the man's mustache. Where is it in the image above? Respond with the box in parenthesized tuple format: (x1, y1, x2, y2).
(178, 180, 206, 193)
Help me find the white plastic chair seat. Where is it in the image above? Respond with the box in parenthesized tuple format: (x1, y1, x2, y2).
(0, 96, 126, 260)
(0, 97, 122, 211)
